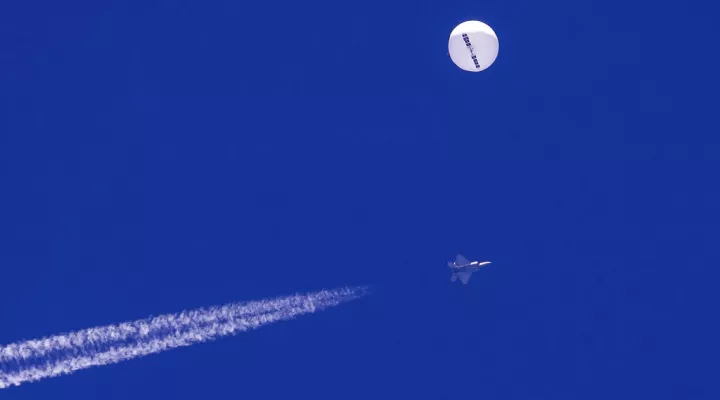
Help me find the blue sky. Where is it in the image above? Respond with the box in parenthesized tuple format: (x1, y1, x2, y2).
(1, 0, 718, 398)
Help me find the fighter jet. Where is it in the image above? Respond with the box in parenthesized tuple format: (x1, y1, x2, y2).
(448, 254, 491, 284)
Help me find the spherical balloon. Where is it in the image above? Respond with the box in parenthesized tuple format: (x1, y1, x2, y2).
(448, 20, 499, 72)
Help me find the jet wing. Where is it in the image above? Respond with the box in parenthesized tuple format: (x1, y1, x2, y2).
(455, 254, 470, 265)
(457, 271, 472, 284)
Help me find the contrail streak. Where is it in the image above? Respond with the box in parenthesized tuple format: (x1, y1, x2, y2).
(0, 286, 367, 389)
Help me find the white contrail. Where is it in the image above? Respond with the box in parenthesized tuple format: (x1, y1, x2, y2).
(0, 288, 351, 362)
(0, 286, 367, 389)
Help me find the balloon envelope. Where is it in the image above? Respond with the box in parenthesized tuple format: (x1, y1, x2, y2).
(448, 21, 499, 72)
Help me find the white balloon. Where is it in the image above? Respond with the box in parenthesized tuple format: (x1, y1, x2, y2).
(448, 20, 499, 72)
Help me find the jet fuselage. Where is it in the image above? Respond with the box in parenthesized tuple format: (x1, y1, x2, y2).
(448, 255, 491, 284)
(449, 261, 491, 272)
